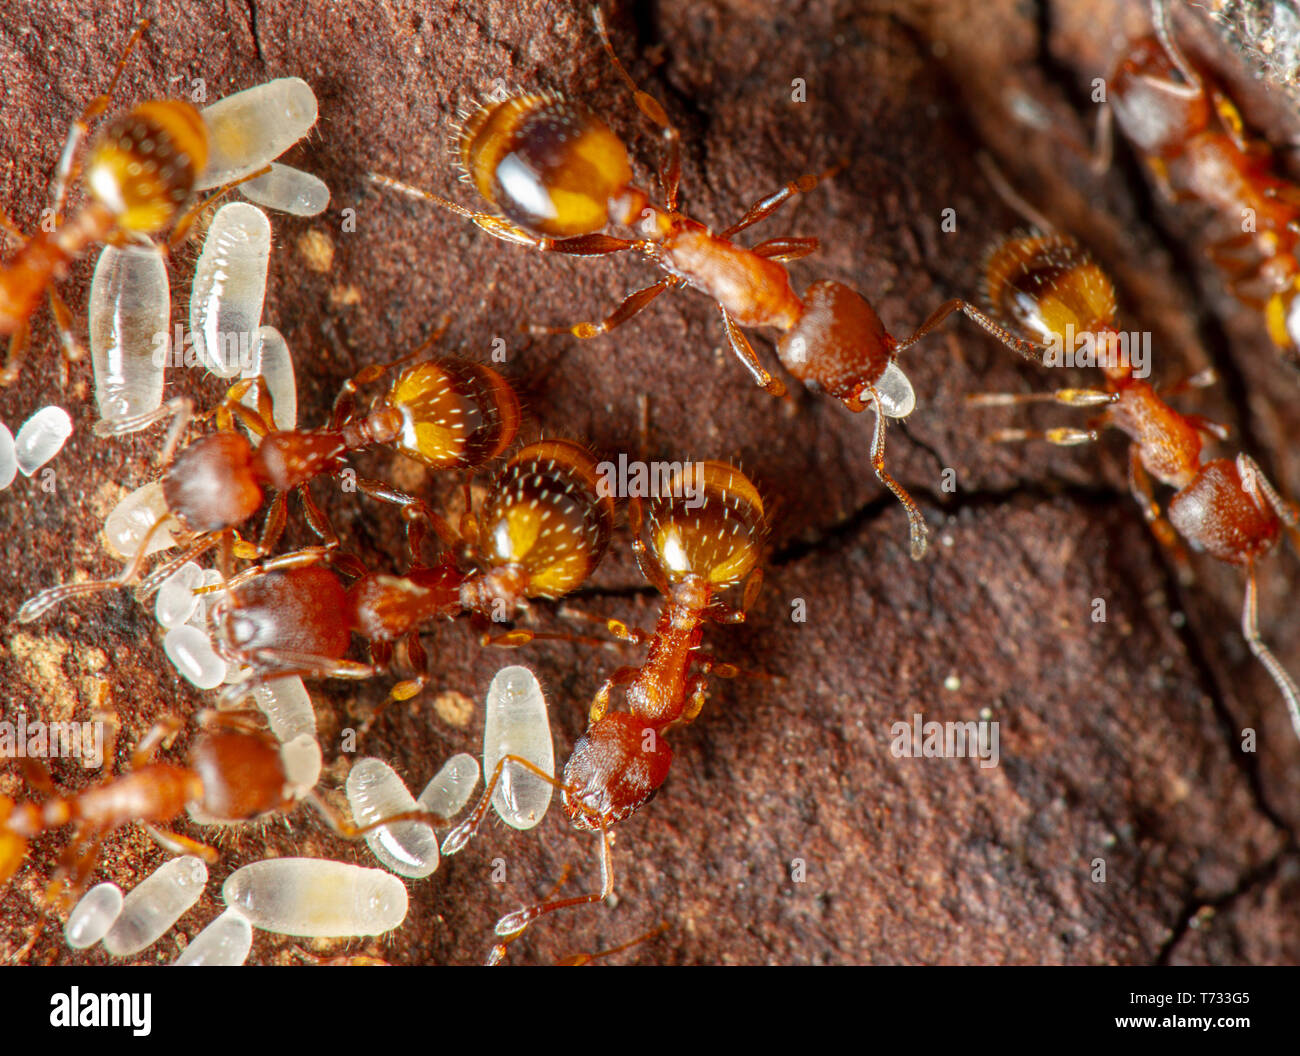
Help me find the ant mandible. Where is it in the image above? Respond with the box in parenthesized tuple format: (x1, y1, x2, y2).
(370, 6, 1045, 559)
(969, 228, 1300, 743)
(440, 459, 767, 962)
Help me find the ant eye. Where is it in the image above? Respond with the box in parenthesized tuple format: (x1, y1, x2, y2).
(984, 234, 1117, 345)
(480, 440, 614, 597)
(88, 101, 208, 233)
(647, 462, 765, 587)
(459, 96, 632, 237)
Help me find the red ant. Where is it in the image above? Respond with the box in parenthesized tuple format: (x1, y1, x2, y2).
(0, 709, 449, 907)
(207, 438, 615, 704)
(439, 459, 766, 963)
(15, 346, 521, 625)
(1106, 0, 1300, 365)
(370, 6, 1044, 559)
(968, 228, 1300, 742)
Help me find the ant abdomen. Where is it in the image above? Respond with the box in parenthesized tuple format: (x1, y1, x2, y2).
(375, 357, 521, 469)
(477, 438, 615, 598)
(645, 461, 765, 589)
(562, 712, 673, 832)
(89, 100, 209, 234)
(1167, 458, 1281, 565)
(982, 233, 1118, 345)
(458, 94, 634, 237)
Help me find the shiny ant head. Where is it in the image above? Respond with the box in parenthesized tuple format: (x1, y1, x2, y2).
(562, 711, 674, 832)
(162, 431, 263, 533)
(644, 461, 766, 595)
(1109, 35, 1210, 157)
(87, 100, 208, 234)
(984, 233, 1119, 369)
(189, 729, 294, 821)
(477, 439, 615, 600)
(382, 357, 521, 469)
(457, 94, 635, 237)
(218, 566, 353, 662)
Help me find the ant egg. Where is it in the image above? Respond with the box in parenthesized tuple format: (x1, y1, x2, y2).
(346, 757, 439, 879)
(155, 562, 205, 629)
(88, 244, 168, 430)
(190, 202, 271, 378)
(248, 676, 317, 742)
(172, 907, 253, 966)
(874, 360, 916, 419)
(483, 665, 554, 830)
(0, 423, 15, 489)
(239, 162, 330, 216)
(14, 406, 73, 476)
(103, 855, 208, 957)
(221, 858, 408, 937)
(417, 752, 480, 820)
(103, 481, 179, 558)
(163, 624, 227, 689)
(240, 325, 297, 429)
(64, 882, 124, 950)
(195, 78, 319, 191)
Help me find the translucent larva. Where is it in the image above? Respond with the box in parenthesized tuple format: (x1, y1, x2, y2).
(0, 424, 15, 490)
(483, 665, 554, 830)
(239, 162, 330, 216)
(221, 858, 408, 938)
(189, 202, 271, 378)
(103, 855, 207, 957)
(102, 481, 178, 558)
(241, 325, 296, 429)
(14, 406, 73, 476)
(346, 758, 439, 879)
(172, 907, 253, 966)
(195, 78, 319, 190)
(154, 562, 205, 629)
(163, 624, 227, 690)
(64, 882, 124, 950)
(88, 244, 169, 431)
(417, 753, 480, 820)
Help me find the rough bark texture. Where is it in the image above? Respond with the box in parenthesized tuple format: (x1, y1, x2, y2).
(1, 0, 1298, 965)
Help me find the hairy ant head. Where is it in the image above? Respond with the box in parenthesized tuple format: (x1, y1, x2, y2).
(561, 712, 674, 831)
(87, 100, 208, 233)
(1110, 36, 1210, 157)
(190, 729, 293, 821)
(162, 431, 263, 533)
(776, 280, 896, 405)
(219, 566, 353, 661)
(458, 94, 634, 237)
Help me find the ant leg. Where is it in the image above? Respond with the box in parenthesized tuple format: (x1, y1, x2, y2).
(493, 826, 616, 941)
(1241, 562, 1300, 742)
(215, 653, 377, 707)
(129, 717, 184, 769)
(368, 173, 635, 254)
(894, 298, 1048, 365)
(50, 19, 150, 220)
(140, 824, 219, 864)
(966, 388, 1116, 410)
(134, 532, 221, 598)
(441, 754, 567, 856)
(983, 425, 1098, 446)
(863, 388, 928, 560)
(1, 320, 31, 387)
(295, 483, 342, 550)
(555, 921, 670, 966)
(719, 163, 843, 239)
(976, 151, 1059, 232)
(1159, 367, 1218, 398)
(165, 164, 272, 249)
(93, 393, 192, 449)
(48, 285, 84, 386)
(528, 275, 680, 338)
(386, 632, 430, 703)
(590, 665, 641, 723)
(480, 627, 623, 650)
(1238, 454, 1300, 551)
(591, 6, 681, 209)
(750, 236, 820, 263)
(1127, 449, 1193, 581)
(1150, 0, 1203, 96)
(220, 545, 336, 592)
(353, 475, 459, 554)
(720, 307, 787, 396)
(257, 491, 290, 555)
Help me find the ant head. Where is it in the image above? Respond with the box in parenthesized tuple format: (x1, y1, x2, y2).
(162, 431, 262, 533)
(479, 439, 615, 599)
(1110, 35, 1210, 157)
(645, 461, 766, 594)
(87, 100, 208, 234)
(776, 280, 895, 404)
(984, 233, 1117, 350)
(190, 729, 291, 821)
(562, 713, 674, 832)
(383, 358, 521, 469)
(221, 566, 353, 661)
(457, 94, 633, 237)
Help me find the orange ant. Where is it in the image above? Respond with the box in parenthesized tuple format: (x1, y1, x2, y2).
(1106, 0, 1300, 365)
(440, 460, 766, 962)
(208, 438, 616, 703)
(968, 228, 1300, 742)
(15, 346, 521, 624)
(0, 711, 449, 907)
(0, 20, 236, 385)
(370, 6, 1045, 559)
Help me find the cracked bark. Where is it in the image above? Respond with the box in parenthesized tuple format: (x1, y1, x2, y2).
(0, 0, 1297, 965)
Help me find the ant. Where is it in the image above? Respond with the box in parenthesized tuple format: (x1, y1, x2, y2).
(370, 6, 1045, 559)
(16, 345, 521, 625)
(207, 438, 615, 703)
(439, 459, 767, 963)
(968, 227, 1300, 743)
(0, 710, 451, 907)
(0, 20, 245, 385)
(1106, 0, 1300, 366)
